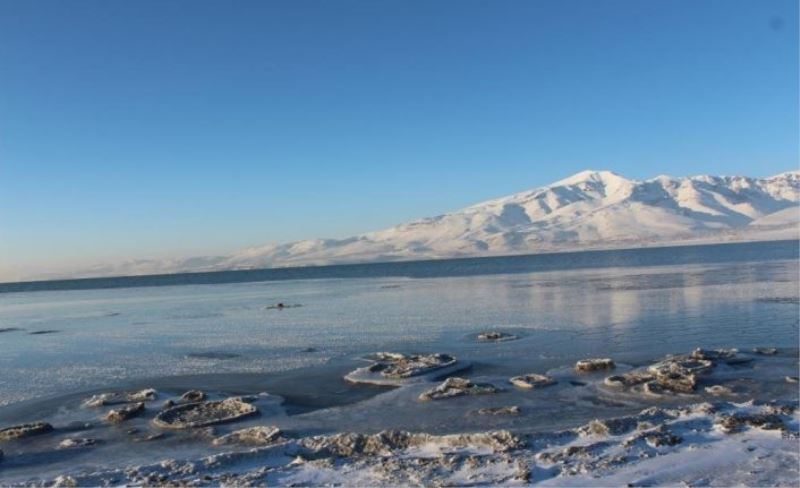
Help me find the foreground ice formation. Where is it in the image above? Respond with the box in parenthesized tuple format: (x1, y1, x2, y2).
(0, 422, 53, 441)
(509, 373, 556, 389)
(575, 358, 616, 372)
(418, 377, 498, 401)
(344, 352, 466, 385)
(602, 348, 762, 398)
(153, 398, 258, 429)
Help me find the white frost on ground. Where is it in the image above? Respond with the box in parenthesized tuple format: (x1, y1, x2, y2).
(14, 401, 798, 487)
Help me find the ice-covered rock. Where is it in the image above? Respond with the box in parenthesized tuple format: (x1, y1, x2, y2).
(345, 352, 466, 385)
(0, 422, 53, 441)
(367, 352, 457, 378)
(213, 426, 283, 447)
(418, 377, 498, 401)
(575, 358, 615, 372)
(84, 389, 157, 407)
(153, 398, 258, 429)
(105, 402, 145, 422)
(509, 373, 556, 389)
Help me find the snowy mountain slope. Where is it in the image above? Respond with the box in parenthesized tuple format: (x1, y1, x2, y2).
(214, 169, 799, 271)
(52, 170, 800, 279)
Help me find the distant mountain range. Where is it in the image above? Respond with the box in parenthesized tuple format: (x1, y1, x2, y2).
(75, 170, 800, 279)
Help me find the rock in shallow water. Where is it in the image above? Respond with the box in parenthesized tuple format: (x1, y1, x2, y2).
(575, 358, 615, 372)
(153, 398, 258, 429)
(345, 352, 466, 385)
(418, 377, 498, 401)
(0, 422, 53, 441)
(367, 353, 458, 379)
(105, 402, 145, 423)
(476, 331, 518, 342)
(84, 388, 157, 407)
(509, 373, 555, 389)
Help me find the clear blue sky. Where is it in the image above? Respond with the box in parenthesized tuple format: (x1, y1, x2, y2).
(1, 0, 797, 280)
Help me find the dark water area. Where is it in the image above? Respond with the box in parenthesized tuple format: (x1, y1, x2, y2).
(2, 239, 798, 294)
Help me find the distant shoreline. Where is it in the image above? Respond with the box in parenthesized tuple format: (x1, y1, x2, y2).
(1, 238, 797, 294)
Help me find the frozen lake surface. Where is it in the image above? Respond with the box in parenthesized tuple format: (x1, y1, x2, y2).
(0, 240, 798, 485)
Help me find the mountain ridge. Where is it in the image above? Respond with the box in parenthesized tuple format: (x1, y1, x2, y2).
(43, 169, 800, 280)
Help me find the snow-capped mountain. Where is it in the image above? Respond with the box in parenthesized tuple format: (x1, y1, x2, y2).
(71, 170, 800, 278)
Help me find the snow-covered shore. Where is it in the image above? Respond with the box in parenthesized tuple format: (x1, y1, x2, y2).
(2, 347, 798, 487)
(26, 400, 800, 487)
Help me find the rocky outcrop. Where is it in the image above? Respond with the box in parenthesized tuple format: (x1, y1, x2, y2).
(418, 377, 498, 401)
(153, 398, 258, 429)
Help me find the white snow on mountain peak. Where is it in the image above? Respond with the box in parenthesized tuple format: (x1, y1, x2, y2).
(55, 169, 800, 279)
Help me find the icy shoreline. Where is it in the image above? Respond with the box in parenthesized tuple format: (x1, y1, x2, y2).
(18, 400, 800, 487)
(0, 347, 797, 487)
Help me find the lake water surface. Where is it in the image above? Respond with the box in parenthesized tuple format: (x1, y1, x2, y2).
(0, 241, 798, 483)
